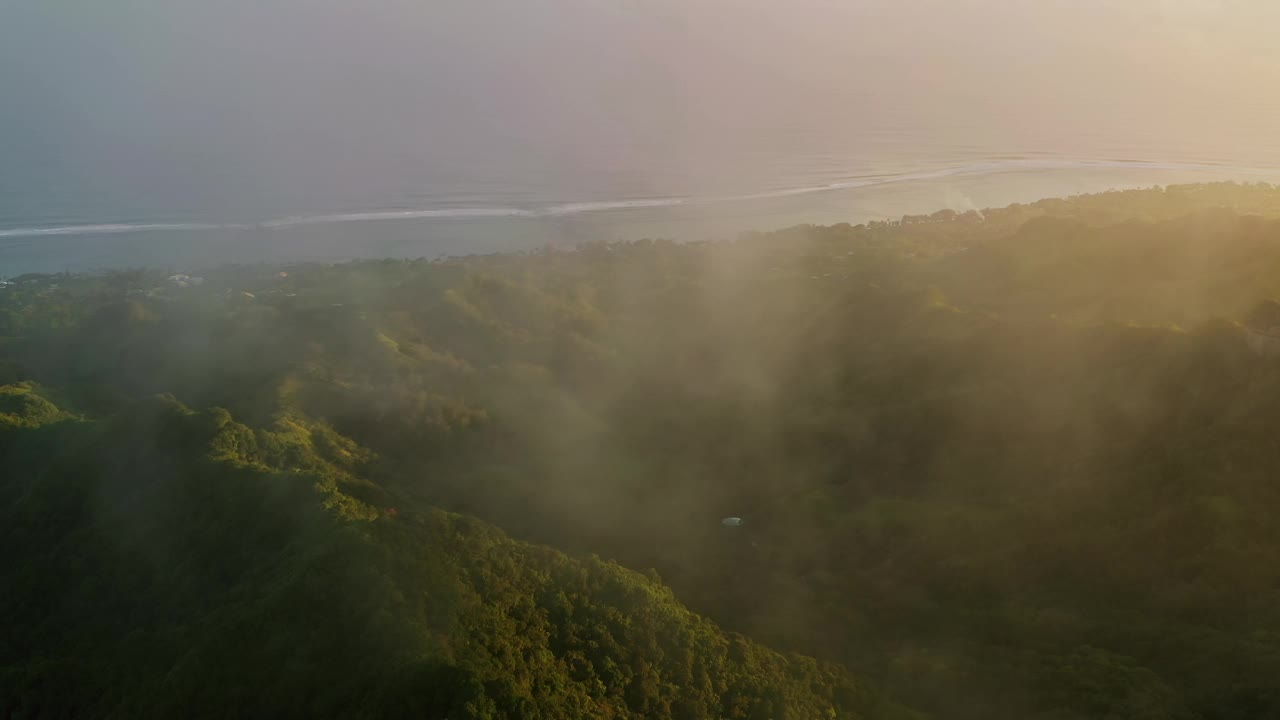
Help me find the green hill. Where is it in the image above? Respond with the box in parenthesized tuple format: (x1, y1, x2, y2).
(6, 181, 1280, 718)
(0, 392, 908, 719)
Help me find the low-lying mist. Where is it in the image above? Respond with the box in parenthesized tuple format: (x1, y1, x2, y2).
(6, 182, 1280, 718)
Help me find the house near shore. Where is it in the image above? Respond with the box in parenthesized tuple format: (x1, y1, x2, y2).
(1244, 300, 1280, 357)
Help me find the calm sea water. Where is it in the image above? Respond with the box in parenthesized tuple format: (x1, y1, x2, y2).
(3, 3, 1280, 275)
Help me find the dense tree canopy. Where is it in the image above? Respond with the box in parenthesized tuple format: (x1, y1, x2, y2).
(0, 394, 907, 719)
(5, 182, 1280, 718)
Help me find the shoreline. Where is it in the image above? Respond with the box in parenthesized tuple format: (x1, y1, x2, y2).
(3, 169, 1280, 277)
(5, 158, 1280, 241)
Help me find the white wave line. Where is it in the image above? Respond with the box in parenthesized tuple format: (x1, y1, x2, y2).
(538, 198, 688, 216)
(2, 159, 1278, 239)
(712, 160, 1280, 202)
(0, 222, 231, 239)
(260, 207, 534, 227)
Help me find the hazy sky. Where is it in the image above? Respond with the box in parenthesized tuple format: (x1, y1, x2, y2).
(2, 0, 1277, 215)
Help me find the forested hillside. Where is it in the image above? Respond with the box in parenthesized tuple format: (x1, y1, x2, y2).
(5, 182, 1280, 719)
(0, 393, 908, 719)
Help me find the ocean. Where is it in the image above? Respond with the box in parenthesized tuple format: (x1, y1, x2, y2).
(4, 153, 1279, 277)
(4, 2, 1280, 275)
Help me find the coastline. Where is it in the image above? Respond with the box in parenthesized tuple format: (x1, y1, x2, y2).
(3, 163, 1279, 276)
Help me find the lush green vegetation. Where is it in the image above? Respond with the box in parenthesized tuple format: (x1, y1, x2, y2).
(0, 394, 907, 719)
(5, 181, 1280, 718)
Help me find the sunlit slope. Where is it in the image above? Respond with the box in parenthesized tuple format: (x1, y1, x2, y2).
(0, 392, 912, 720)
(7, 182, 1280, 719)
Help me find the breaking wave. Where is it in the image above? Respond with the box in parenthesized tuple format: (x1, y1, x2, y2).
(2, 159, 1277, 240)
(0, 223, 231, 239)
